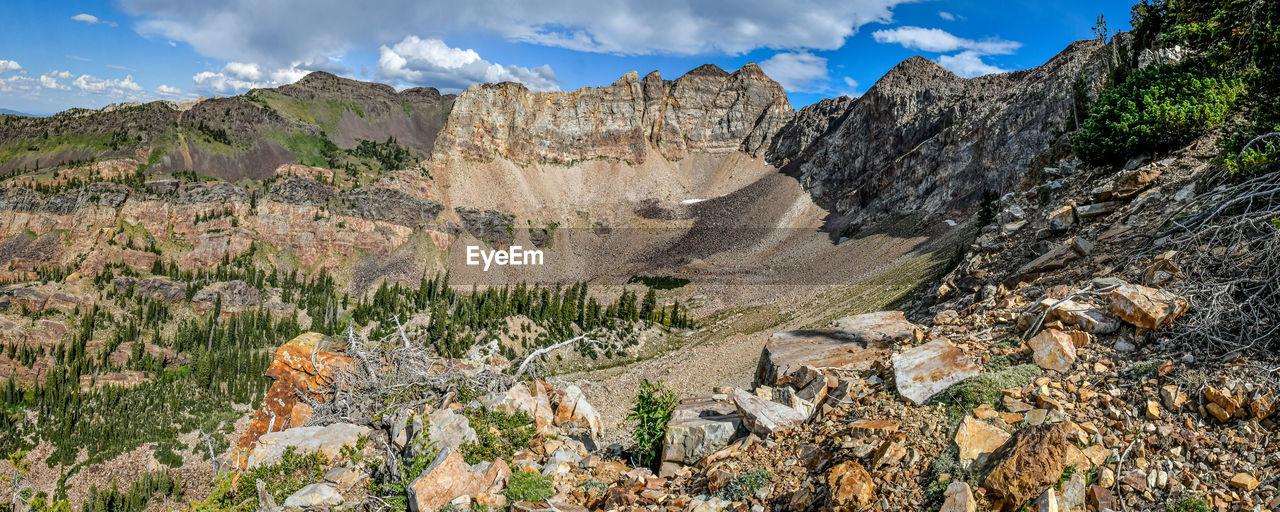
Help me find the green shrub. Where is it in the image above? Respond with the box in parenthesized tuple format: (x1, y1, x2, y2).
(930, 365, 1042, 424)
(503, 470, 554, 503)
(458, 408, 536, 464)
(235, 447, 330, 506)
(714, 470, 771, 501)
(1131, 358, 1164, 378)
(627, 380, 679, 468)
(369, 438, 437, 512)
(1167, 493, 1210, 512)
(1073, 63, 1244, 164)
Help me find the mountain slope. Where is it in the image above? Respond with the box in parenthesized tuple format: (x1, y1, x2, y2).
(768, 39, 1113, 233)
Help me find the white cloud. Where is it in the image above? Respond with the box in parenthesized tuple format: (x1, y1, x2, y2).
(0, 60, 20, 73)
(935, 51, 1008, 77)
(67, 55, 91, 62)
(191, 61, 311, 94)
(105, 64, 132, 70)
(376, 36, 559, 92)
(72, 13, 118, 27)
(41, 71, 73, 90)
(155, 84, 198, 100)
(0, 75, 35, 93)
(72, 74, 144, 94)
(840, 77, 861, 97)
(759, 51, 830, 92)
(119, 0, 909, 70)
(871, 26, 1021, 77)
(938, 11, 955, 21)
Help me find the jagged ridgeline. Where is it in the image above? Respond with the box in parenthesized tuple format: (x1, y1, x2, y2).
(0, 71, 453, 180)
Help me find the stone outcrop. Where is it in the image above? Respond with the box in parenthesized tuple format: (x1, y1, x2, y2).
(433, 63, 792, 166)
(754, 325, 896, 389)
(233, 332, 351, 467)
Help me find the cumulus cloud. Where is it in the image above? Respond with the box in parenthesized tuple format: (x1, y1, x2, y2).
(41, 71, 73, 90)
(871, 26, 1020, 77)
(191, 62, 311, 94)
(938, 11, 956, 21)
(935, 51, 1009, 77)
(72, 13, 118, 27)
(0, 60, 20, 73)
(759, 51, 830, 92)
(72, 74, 144, 95)
(376, 36, 560, 92)
(119, 0, 908, 70)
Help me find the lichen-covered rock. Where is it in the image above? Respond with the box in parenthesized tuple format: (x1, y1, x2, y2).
(233, 332, 351, 467)
(826, 461, 875, 511)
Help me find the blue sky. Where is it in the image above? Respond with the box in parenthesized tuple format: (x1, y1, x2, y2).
(0, 1, 1134, 115)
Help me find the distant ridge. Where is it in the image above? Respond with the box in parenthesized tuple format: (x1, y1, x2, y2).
(0, 108, 40, 117)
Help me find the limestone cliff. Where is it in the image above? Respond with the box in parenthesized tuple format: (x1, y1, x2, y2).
(432, 63, 793, 166)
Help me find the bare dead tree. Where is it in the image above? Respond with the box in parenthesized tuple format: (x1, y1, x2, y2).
(1139, 169, 1280, 359)
(512, 334, 605, 380)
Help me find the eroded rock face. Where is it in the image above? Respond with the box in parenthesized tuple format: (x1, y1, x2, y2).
(767, 39, 1114, 231)
(234, 332, 351, 467)
(433, 63, 792, 166)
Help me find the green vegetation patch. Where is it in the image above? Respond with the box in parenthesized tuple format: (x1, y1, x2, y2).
(503, 470, 554, 503)
(627, 275, 690, 290)
(458, 408, 536, 464)
(714, 470, 771, 501)
(930, 364, 1042, 424)
(1073, 63, 1243, 164)
(628, 380, 679, 469)
(266, 129, 339, 168)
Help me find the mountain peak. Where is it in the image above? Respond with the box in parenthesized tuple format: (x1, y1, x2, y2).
(682, 64, 730, 79)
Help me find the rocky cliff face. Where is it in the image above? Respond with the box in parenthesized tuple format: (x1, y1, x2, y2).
(432, 63, 792, 166)
(767, 40, 1113, 232)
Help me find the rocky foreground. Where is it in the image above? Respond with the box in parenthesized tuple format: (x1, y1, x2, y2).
(228, 135, 1278, 512)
